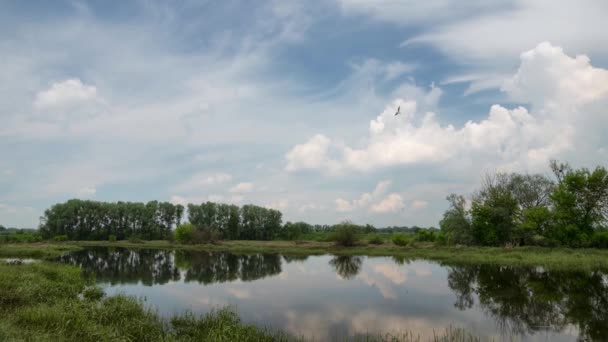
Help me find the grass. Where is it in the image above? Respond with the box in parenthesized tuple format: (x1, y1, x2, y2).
(0, 259, 482, 341)
(70, 239, 608, 270)
(0, 242, 82, 259)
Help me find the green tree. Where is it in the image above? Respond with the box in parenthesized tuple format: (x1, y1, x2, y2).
(439, 194, 472, 244)
(549, 161, 608, 246)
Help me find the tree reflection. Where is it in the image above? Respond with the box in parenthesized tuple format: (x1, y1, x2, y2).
(58, 247, 179, 286)
(329, 256, 363, 279)
(446, 264, 608, 341)
(58, 248, 282, 285)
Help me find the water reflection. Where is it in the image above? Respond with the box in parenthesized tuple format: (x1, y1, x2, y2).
(329, 256, 363, 279)
(59, 248, 282, 285)
(57, 248, 608, 341)
(447, 264, 608, 341)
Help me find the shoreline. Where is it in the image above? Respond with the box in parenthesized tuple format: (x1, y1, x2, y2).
(3, 240, 608, 269)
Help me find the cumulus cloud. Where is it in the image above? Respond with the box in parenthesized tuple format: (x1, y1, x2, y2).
(370, 194, 404, 213)
(285, 134, 337, 172)
(34, 78, 99, 109)
(286, 42, 608, 174)
(229, 182, 254, 193)
(336, 180, 404, 214)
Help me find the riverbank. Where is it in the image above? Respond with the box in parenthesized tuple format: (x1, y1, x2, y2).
(3, 240, 608, 269)
(0, 259, 477, 341)
(76, 240, 608, 269)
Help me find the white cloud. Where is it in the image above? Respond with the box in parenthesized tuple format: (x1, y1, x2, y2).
(335, 198, 354, 213)
(229, 182, 254, 193)
(285, 134, 337, 172)
(34, 78, 99, 109)
(370, 193, 404, 213)
(287, 42, 608, 174)
(404, 1, 608, 66)
(411, 200, 429, 210)
(298, 202, 323, 213)
(169, 195, 188, 206)
(265, 199, 289, 210)
(336, 0, 500, 25)
(172, 173, 232, 193)
(336, 180, 402, 214)
(77, 186, 97, 197)
(384, 61, 416, 81)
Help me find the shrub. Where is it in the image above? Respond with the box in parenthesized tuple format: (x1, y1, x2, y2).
(435, 232, 448, 246)
(53, 235, 68, 242)
(331, 222, 360, 247)
(415, 229, 437, 242)
(591, 230, 608, 248)
(127, 236, 144, 244)
(191, 226, 220, 245)
(175, 223, 195, 244)
(368, 236, 384, 245)
(108, 235, 117, 242)
(392, 233, 410, 246)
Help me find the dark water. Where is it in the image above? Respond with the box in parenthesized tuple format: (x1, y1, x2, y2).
(58, 248, 608, 341)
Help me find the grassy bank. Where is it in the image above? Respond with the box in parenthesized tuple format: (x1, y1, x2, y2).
(0, 242, 82, 259)
(72, 240, 608, 270)
(0, 260, 479, 341)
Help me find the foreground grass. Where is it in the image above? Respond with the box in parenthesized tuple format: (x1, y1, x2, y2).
(0, 260, 480, 342)
(74, 240, 608, 270)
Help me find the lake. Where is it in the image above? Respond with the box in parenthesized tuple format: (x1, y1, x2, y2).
(57, 247, 608, 341)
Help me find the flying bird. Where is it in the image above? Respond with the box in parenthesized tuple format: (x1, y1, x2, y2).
(394, 106, 401, 116)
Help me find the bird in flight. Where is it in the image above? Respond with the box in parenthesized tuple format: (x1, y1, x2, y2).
(394, 106, 400, 116)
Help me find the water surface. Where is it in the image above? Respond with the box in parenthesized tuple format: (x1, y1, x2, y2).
(58, 248, 608, 341)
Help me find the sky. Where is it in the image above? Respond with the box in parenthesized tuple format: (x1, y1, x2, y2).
(1, 0, 608, 228)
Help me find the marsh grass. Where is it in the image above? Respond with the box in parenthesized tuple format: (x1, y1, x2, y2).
(0, 242, 82, 259)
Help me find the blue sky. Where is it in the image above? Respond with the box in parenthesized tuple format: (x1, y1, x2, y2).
(1, 0, 608, 228)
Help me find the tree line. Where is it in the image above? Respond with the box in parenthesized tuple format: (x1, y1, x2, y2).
(39, 200, 185, 240)
(440, 161, 608, 247)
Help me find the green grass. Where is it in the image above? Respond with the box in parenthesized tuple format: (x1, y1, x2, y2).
(71, 240, 608, 270)
(0, 260, 481, 341)
(0, 242, 82, 259)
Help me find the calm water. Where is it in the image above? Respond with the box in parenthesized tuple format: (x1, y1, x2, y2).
(58, 248, 608, 341)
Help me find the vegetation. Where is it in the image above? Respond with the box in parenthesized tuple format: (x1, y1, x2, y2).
(0, 227, 42, 243)
(392, 233, 411, 246)
(440, 161, 608, 247)
(39, 199, 185, 241)
(0, 243, 82, 259)
(0, 260, 290, 341)
(331, 221, 361, 246)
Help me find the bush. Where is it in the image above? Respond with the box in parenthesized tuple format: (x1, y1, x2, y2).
(331, 222, 360, 247)
(191, 226, 220, 245)
(368, 236, 384, 245)
(108, 235, 117, 242)
(175, 223, 195, 244)
(127, 236, 144, 244)
(415, 229, 437, 242)
(53, 235, 68, 242)
(591, 230, 608, 248)
(435, 232, 448, 246)
(392, 233, 410, 246)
